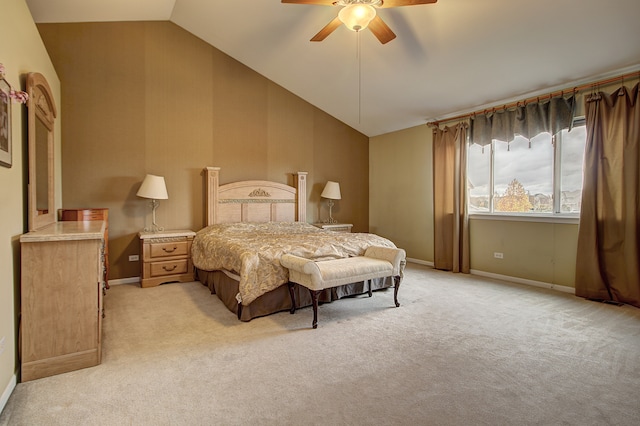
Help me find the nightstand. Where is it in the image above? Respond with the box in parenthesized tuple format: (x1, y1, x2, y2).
(139, 229, 196, 288)
(313, 223, 353, 233)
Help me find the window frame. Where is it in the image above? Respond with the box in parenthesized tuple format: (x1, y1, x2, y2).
(467, 117, 585, 224)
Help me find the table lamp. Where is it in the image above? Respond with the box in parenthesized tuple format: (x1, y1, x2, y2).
(137, 174, 168, 232)
(321, 181, 341, 224)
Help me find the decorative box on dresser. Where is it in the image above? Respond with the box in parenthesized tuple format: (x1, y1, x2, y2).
(313, 223, 353, 233)
(139, 230, 196, 288)
(20, 220, 106, 382)
(59, 208, 109, 288)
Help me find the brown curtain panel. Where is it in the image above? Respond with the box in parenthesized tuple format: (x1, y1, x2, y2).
(575, 83, 640, 307)
(433, 123, 470, 273)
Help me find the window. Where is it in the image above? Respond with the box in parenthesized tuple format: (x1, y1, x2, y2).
(467, 119, 586, 215)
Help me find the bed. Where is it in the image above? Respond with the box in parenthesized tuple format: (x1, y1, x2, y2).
(192, 167, 401, 321)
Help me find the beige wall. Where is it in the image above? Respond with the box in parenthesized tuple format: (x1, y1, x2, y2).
(1, 0, 61, 405)
(469, 218, 578, 287)
(37, 21, 369, 280)
(370, 123, 580, 288)
(370, 125, 433, 262)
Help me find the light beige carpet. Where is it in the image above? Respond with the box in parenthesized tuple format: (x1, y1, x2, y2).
(2, 263, 640, 425)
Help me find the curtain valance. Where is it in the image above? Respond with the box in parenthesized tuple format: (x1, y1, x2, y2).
(470, 95, 576, 146)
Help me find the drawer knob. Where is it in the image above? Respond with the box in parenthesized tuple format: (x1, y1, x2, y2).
(162, 246, 177, 253)
(163, 265, 177, 272)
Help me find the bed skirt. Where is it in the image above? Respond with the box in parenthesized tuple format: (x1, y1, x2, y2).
(195, 268, 393, 321)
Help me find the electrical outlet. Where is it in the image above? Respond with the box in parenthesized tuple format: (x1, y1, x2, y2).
(129, 255, 139, 262)
(494, 252, 504, 259)
(0, 336, 5, 356)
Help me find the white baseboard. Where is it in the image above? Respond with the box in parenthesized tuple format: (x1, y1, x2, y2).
(404, 259, 574, 295)
(1, 372, 16, 415)
(407, 257, 434, 267)
(470, 269, 575, 294)
(108, 276, 140, 286)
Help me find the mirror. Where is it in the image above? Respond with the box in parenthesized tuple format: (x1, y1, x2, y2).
(27, 72, 57, 231)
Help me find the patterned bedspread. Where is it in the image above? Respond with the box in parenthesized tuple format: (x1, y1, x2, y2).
(191, 222, 396, 305)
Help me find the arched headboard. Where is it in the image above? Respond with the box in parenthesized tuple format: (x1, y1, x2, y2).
(203, 167, 307, 226)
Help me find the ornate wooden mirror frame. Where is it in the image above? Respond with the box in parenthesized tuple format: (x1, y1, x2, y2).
(26, 72, 57, 231)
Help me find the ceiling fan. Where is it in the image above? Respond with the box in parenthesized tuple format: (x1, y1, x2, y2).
(282, 0, 438, 44)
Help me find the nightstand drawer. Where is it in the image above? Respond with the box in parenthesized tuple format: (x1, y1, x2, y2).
(313, 223, 353, 233)
(325, 225, 352, 233)
(149, 241, 189, 259)
(150, 259, 188, 277)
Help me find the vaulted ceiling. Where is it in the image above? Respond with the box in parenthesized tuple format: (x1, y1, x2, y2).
(25, 0, 640, 136)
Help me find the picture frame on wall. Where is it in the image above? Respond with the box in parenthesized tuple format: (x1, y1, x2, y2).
(0, 77, 11, 168)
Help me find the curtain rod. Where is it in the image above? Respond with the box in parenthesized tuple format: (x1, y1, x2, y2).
(426, 70, 640, 128)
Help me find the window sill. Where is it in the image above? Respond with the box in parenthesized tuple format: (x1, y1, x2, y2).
(469, 212, 579, 224)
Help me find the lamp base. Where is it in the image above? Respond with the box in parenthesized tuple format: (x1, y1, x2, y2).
(143, 224, 164, 233)
(324, 199, 338, 224)
(144, 199, 164, 233)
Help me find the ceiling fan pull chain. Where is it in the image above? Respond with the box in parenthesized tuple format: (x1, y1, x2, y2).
(358, 31, 362, 124)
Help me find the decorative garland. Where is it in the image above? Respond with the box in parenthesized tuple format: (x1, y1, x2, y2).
(0, 63, 29, 104)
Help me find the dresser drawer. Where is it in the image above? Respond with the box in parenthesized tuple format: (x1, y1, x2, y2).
(60, 208, 107, 221)
(60, 208, 110, 289)
(150, 259, 189, 277)
(81, 211, 106, 221)
(149, 241, 189, 259)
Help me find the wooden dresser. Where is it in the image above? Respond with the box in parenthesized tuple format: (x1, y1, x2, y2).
(20, 221, 106, 381)
(59, 208, 109, 288)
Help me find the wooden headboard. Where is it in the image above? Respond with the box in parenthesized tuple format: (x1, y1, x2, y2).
(203, 167, 307, 226)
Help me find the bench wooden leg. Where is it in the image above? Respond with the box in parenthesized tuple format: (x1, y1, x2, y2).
(393, 275, 401, 307)
(288, 282, 296, 314)
(310, 289, 320, 329)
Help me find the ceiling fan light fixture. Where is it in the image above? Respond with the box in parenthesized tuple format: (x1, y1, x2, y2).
(338, 4, 377, 32)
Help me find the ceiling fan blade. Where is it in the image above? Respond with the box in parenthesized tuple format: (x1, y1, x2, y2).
(281, 0, 336, 5)
(311, 16, 343, 41)
(368, 15, 396, 44)
(377, 0, 437, 8)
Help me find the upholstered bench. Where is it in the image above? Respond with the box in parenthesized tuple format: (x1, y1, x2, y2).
(280, 246, 406, 328)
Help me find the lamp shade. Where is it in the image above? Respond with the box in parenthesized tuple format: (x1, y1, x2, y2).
(321, 181, 341, 200)
(338, 4, 376, 32)
(136, 174, 168, 200)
